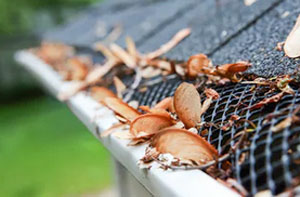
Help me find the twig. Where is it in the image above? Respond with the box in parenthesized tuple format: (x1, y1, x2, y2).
(167, 153, 230, 171)
(145, 28, 191, 60)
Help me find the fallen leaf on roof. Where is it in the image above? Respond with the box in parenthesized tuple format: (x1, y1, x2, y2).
(150, 128, 218, 165)
(126, 36, 138, 59)
(104, 97, 141, 121)
(90, 86, 116, 103)
(94, 42, 119, 61)
(187, 54, 212, 78)
(284, 14, 300, 58)
(186, 54, 250, 82)
(215, 61, 251, 81)
(110, 43, 136, 68)
(174, 82, 202, 128)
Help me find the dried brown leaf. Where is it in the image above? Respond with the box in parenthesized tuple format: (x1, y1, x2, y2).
(199, 97, 212, 117)
(113, 76, 126, 98)
(94, 42, 119, 61)
(104, 97, 141, 121)
(110, 43, 136, 68)
(147, 59, 172, 71)
(65, 57, 90, 81)
(153, 97, 174, 112)
(174, 82, 201, 128)
(130, 114, 175, 136)
(216, 61, 251, 79)
(90, 86, 116, 103)
(284, 15, 300, 58)
(141, 67, 162, 78)
(249, 92, 285, 110)
(35, 42, 74, 66)
(126, 36, 138, 59)
(187, 54, 213, 78)
(101, 123, 125, 137)
(150, 128, 218, 165)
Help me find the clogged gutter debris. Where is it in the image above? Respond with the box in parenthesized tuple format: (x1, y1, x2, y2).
(29, 23, 300, 196)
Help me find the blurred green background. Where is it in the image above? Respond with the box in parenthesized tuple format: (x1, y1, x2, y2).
(0, 0, 114, 196)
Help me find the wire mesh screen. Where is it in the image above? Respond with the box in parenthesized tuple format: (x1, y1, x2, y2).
(128, 78, 300, 195)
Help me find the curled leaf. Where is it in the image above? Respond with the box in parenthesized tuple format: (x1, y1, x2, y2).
(150, 128, 218, 165)
(104, 97, 141, 121)
(90, 86, 116, 103)
(215, 61, 251, 80)
(187, 54, 212, 78)
(174, 82, 201, 128)
(130, 114, 175, 136)
(284, 15, 300, 58)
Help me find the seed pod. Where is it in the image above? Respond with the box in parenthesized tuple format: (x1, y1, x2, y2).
(151, 128, 218, 165)
(174, 82, 201, 128)
(130, 114, 174, 136)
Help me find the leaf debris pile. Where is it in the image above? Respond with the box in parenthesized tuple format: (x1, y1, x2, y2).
(29, 22, 300, 195)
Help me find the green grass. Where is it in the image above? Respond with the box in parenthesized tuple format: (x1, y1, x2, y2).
(0, 96, 112, 197)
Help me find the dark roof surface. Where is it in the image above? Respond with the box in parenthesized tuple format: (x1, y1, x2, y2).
(44, 0, 300, 78)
